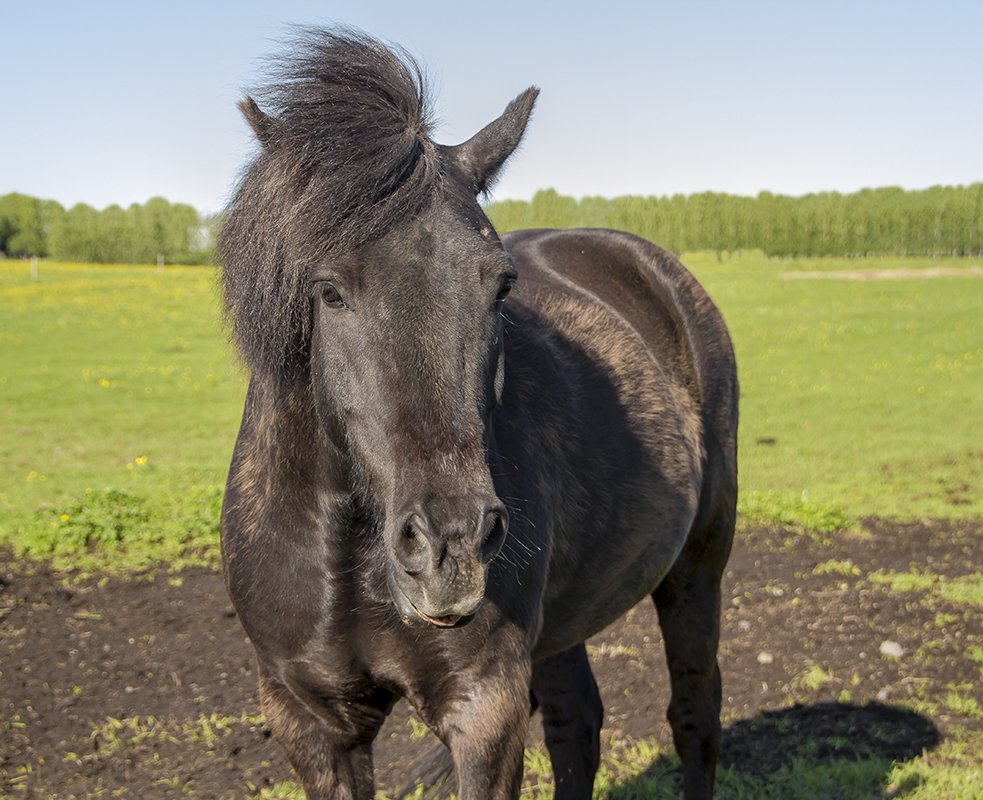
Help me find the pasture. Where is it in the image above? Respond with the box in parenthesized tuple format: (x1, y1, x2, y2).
(1, 256, 981, 797)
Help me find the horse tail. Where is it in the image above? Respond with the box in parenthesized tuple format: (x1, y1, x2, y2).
(394, 741, 455, 799)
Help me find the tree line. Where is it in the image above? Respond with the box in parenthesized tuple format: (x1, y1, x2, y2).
(486, 184, 983, 257)
(3, 184, 982, 264)
(0, 193, 216, 265)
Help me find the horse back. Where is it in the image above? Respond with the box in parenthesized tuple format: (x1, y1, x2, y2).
(504, 228, 735, 419)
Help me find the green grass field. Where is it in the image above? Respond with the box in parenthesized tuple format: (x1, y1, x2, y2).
(1, 256, 981, 571)
(0, 262, 243, 573)
(693, 253, 983, 526)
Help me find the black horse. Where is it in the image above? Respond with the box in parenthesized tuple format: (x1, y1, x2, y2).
(219, 28, 737, 800)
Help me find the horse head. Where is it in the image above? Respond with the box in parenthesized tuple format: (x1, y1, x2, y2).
(220, 29, 537, 628)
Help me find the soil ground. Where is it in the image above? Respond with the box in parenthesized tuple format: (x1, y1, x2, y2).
(1, 519, 980, 798)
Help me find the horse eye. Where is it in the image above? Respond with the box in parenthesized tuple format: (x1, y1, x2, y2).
(321, 284, 344, 308)
(496, 277, 516, 303)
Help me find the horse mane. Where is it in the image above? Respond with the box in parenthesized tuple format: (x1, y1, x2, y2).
(219, 27, 440, 378)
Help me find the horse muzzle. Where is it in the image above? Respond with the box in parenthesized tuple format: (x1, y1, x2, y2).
(385, 495, 506, 628)
(387, 571, 482, 629)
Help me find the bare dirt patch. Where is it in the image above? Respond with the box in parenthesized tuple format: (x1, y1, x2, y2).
(2, 519, 980, 798)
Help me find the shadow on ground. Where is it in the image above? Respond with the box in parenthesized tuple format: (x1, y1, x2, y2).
(605, 702, 940, 799)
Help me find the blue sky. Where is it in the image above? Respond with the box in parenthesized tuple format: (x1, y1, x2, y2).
(4, 1, 982, 213)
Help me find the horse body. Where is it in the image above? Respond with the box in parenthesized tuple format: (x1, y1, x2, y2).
(494, 228, 720, 653)
(220, 29, 736, 800)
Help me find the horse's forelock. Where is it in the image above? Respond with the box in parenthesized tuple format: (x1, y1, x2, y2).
(219, 27, 441, 379)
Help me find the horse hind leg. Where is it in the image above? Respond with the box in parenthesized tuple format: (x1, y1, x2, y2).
(652, 505, 734, 800)
(530, 642, 603, 800)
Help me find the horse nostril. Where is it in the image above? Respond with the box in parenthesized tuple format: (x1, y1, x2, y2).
(480, 509, 508, 562)
(398, 514, 429, 576)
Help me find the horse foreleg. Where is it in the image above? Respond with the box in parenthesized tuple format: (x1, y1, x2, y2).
(436, 656, 531, 799)
(652, 510, 732, 800)
(258, 668, 384, 800)
(530, 642, 603, 800)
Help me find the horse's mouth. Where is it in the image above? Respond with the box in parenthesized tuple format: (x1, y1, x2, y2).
(407, 602, 462, 628)
(389, 577, 476, 629)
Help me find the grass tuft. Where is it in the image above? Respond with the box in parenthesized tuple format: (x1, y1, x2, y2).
(868, 569, 983, 608)
(738, 490, 854, 540)
(793, 663, 835, 692)
(13, 484, 222, 578)
(812, 558, 861, 577)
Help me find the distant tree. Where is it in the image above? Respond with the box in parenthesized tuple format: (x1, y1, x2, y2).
(167, 202, 203, 263)
(0, 196, 14, 254)
(0, 193, 46, 256)
(5, 184, 981, 264)
(486, 184, 983, 258)
(96, 204, 134, 262)
(529, 189, 579, 229)
(197, 212, 223, 264)
(39, 200, 65, 257)
(48, 203, 100, 261)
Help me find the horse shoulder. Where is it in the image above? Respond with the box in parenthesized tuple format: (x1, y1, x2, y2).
(221, 381, 352, 661)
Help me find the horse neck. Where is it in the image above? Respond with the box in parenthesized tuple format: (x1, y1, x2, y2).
(244, 374, 352, 495)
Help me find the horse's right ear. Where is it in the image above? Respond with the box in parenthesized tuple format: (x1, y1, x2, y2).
(446, 87, 539, 196)
(239, 96, 280, 148)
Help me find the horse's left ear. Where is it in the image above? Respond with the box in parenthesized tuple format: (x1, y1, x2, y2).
(239, 96, 282, 148)
(446, 87, 539, 195)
